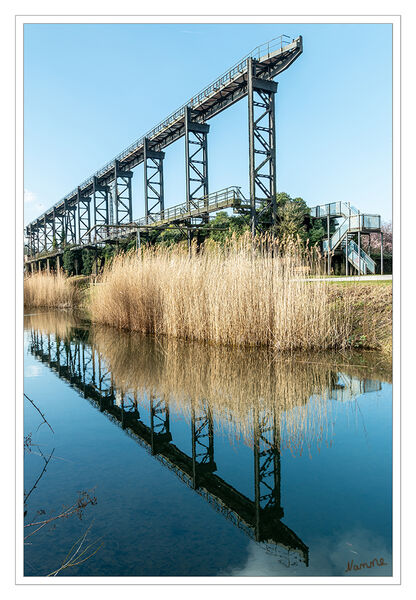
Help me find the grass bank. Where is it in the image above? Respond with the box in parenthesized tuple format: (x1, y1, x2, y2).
(328, 283, 392, 353)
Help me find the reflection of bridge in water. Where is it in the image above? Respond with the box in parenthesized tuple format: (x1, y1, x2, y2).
(26, 322, 384, 568)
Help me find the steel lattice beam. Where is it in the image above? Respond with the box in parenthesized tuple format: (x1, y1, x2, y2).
(144, 137, 165, 224)
(93, 176, 110, 240)
(185, 107, 210, 216)
(54, 209, 66, 249)
(26, 224, 36, 257)
(248, 58, 278, 236)
(114, 159, 133, 225)
(43, 215, 54, 252)
(64, 199, 77, 245)
(77, 186, 91, 244)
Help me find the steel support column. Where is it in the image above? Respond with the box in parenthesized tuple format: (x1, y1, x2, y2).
(185, 107, 209, 216)
(43, 215, 55, 252)
(45, 217, 55, 251)
(27, 225, 35, 257)
(114, 160, 133, 225)
(54, 208, 65, 249)
(35, 225, 40, 255)
(64, 200, 77, 245)
(144, 137, 165, 224)
(248, 58, 278, 236)
(77, 187, 91, 244)
(93, 176, 110, 240)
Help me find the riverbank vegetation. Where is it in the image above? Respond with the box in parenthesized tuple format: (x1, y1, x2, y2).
(24, 234, 392, 353)
(88, 235, 347, 351)
(23, 271, 86, 308)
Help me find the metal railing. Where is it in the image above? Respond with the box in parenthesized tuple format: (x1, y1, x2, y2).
(322, 212, 381, 254)
(310, 202, 358, 219)
(346, 239, 376, 274)
(135, 186, 246, 226)
(323, 217, 349, 252)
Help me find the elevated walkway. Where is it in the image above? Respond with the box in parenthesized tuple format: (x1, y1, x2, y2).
(310, 202, 381, 275)
(135, 186, 248, 228)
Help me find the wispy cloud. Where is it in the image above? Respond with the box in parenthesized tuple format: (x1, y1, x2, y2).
(24, 189, 37, 204)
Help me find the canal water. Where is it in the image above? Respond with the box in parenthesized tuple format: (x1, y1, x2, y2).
(23, 310, 392, 578)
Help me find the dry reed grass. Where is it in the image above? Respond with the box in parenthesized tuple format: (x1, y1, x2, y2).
(24, 272, 81, 308)
(89, 234, 354, 351)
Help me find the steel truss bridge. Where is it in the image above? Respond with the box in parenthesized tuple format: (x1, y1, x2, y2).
(25, 34, 303, 263)
(28, 324, 309, 568)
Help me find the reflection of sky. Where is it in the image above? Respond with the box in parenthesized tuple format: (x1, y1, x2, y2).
(24, 364, 43, 378)
(23, 326, 392, 578)
(226, 529, 392, 577)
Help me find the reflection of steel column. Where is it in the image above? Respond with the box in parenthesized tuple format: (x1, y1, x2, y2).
(91, 347, 96, 386)
(97, 353, 104, 412)
(77, 343, 81, 379)
(191, 404, 216, 489)
(253, 414, 261, 538)
(253, 409, 283, 542)
(56, 335, 61, 375)
(150, 395, 171, 455)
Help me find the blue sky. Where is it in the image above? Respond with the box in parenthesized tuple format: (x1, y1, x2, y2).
(24, 23, 392, 225)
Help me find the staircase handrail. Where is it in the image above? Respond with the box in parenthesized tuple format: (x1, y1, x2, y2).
(347, 239, 376, 272)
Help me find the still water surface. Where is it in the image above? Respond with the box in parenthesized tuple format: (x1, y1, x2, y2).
(24, 310, 392, 577)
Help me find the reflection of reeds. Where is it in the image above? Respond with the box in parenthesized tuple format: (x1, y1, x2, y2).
(26, 312, 391, 456)
(89, 235, 354, 351)
(24, 309, 85, 340)
(24, 273, 81, 308)
(89, 324, 389, 454)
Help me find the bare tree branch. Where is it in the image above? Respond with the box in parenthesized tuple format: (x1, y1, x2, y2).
(46, 524, 103, 577)
(24, 448, 55, 505)
(24, 394, 54, 433)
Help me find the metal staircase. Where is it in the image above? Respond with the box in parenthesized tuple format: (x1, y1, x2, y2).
(310, 202, 381, 275)
(340, 237, 376, 275)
